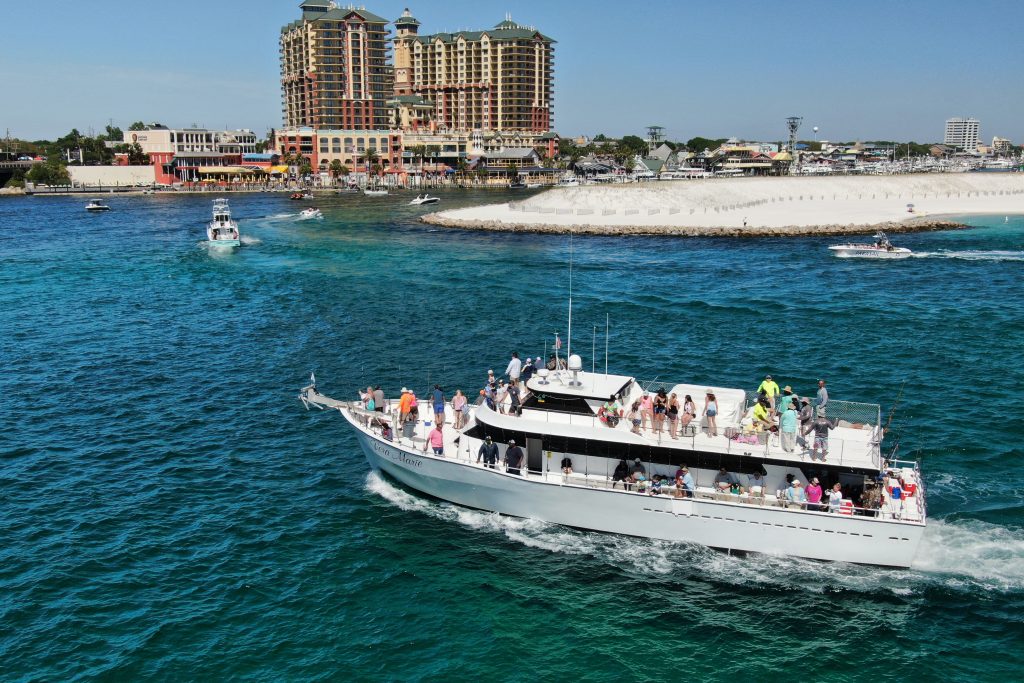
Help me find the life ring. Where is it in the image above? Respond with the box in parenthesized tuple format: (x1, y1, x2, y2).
(839, 500, 854, 516)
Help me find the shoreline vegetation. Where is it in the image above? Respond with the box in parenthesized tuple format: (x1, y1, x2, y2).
(424, 173, 1024, 237)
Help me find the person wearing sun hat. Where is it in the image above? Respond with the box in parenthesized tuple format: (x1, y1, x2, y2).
(786, 478, 807, 509)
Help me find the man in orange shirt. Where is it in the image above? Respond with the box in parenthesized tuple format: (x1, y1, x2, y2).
(398, 387, 413, 423)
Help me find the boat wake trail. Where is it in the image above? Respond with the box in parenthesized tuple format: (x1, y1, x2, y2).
(910, 249, 1024, 262)
(365, 473, 1024, 594)
(240, 235, 262, 245)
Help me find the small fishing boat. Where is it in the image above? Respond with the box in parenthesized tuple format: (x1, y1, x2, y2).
(207, 199, 240, 247)
(85, 200, 110, 212)
(298, 207, 323, 220)
(829, 231, 912, 258)
(364, 188, 389, 197)
(508, 181, 527, 190)
(409, 194, 440, 206)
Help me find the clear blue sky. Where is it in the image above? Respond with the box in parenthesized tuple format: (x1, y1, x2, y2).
(2, 0, 1021, 143)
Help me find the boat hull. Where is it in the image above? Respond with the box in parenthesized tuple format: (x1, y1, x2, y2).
(348, 420, 923, 568)
(829, 246, 912, 259)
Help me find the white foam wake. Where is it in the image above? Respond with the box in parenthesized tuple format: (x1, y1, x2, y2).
(364, 473, 1024, 593)
(240, 235, 262, 245)
(910, 249, 1024, 262)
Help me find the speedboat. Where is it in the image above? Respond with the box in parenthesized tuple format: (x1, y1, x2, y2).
(829, 231, 912, 258)
(409, 194, 440, 206)
(298, 207, 323, 220)
(299, 350, 926, 568)
(85, 200, 110, 212)
(207, 199, 240, 247)
(508, 181, 527, 190)
(364, 188, 389, 197)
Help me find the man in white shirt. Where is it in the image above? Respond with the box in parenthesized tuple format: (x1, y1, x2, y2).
(505, 352, 522, 382)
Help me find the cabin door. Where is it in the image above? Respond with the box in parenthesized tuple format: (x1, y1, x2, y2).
(526, 438, 543, 474)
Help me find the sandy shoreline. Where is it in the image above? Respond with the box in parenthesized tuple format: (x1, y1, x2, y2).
(425, 173, 1024, 237)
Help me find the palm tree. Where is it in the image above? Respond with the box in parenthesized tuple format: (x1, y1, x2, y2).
(329, 159, 344, 184)
(362, 148, 379, 180)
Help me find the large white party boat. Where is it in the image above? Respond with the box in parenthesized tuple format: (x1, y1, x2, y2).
(300, 358, 925, 568)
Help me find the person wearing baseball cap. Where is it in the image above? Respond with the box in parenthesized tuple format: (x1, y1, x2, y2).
(504, 439, 525, 476)
(757, 374, 780, 410)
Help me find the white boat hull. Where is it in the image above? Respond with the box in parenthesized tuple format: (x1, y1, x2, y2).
(829, 245, 912, 259)
(346, 416, 923, 568)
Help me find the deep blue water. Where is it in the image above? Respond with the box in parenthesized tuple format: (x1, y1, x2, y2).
(2, 191, 1023, 681)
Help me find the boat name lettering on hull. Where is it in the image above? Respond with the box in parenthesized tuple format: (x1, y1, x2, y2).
(372, 440, 422, 467)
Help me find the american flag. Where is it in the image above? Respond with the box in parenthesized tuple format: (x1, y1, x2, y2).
(554, 334, 562, 350)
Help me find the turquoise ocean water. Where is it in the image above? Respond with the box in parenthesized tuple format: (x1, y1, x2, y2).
(2, 191, 1023, 681)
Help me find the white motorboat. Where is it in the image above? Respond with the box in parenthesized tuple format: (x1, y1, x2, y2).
(207, 199, 240, 247)
(298, 207, 323, 220)
(85, 200, 110, 212)
(300, 354, 926, 568)
(364, 188, 389, 197)
(829, 232, 912, 258)
(409, 194, 440, 206)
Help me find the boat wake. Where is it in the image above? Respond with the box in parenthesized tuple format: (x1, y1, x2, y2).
(909, 249, 1024, 262)
(240, 235, 261, 245)
(365, 473, 1024, 593)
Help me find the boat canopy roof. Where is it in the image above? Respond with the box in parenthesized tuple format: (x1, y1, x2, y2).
(527, 369, 634, 401)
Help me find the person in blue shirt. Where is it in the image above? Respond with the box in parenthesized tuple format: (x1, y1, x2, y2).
(431, 384, 445, 425)
(675, 466, 695, 498)
(779, 400, 799, 452)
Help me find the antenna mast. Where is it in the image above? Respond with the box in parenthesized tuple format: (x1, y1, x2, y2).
(566, 232, 573, 358)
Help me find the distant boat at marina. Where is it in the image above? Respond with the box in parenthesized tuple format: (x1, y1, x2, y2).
(290, 191, 313, 200)
(364, 188, 389, 197)
(207, 199, 240, 247)
(829, 231, 911, 258)
(85, 200, 110, 212)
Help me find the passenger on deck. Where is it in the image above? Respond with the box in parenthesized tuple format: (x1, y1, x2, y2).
(806, 408, 839, 461)
(408, 390, 419, 421)
(639, 391, 654, 431)
(379, 421, 393, 441)
(815, 379, 829, 413)
(432, 384, 445, 425)
(612, 459, 630, 489)
(452, 390, 467, 429)
(777, 386, 799, 417)
(521, 357, 536, 382)
(746, 470, 766, 497)
(667, 393, 681, 438)
(753, 395, 773, 431)
(362, 386, 375, 411)
(427, 423, 444, 456)
(780, 400, 799, 452)
(398, 387, 414, 424)
(373, 386, 385, 413)
(628, 458, 647, 486)
(703, 391, 719, 437)
(777, 473, 795, 500)
(546, 355, 558, 371)
(805, 477, 823, 511)
(859, 484, 880, 516)
(653, 389, 668, 435)
(477, 435, 498, 468)
(599, 396, 622, 427)
(487, 368, 496, 386)
(505, 352, 522, 382)
(561, 456, 573, 475)
(495, 380, 508, 415)
(627, 400, 642, 434)
(681, 395, 697, 432)
(713, 467, 740, 492)
(797, 398, 814, 448)
(786, 479, 807, 509)
(675, 466, 695, 498)
(508, 380, 522, 417)
(828, 482, 844, 513)
(649, 475, 665, 495)
(504, 440, 525, 475)
(757, 374, 780, 410)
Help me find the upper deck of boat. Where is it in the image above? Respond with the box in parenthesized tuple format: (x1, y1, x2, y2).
(482, 368, 886, 471)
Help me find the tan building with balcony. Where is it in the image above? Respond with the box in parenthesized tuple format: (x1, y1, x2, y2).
(280, 1, 394, 130)
(392, 10, 555, 133)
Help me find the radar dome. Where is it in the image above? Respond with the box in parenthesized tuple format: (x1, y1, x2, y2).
(567, 354, 583, 371)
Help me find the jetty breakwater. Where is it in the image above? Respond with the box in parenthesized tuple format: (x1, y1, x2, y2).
(425, 173, 1024, 237)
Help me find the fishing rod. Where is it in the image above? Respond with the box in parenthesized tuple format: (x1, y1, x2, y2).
(882, 380, 905, 435)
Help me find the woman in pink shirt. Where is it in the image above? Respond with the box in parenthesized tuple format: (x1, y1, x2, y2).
(451, 390, 467, 429)
(427, 423, 445, 456)
(639, 392, 654, 432)
(805, 477, 823, 511)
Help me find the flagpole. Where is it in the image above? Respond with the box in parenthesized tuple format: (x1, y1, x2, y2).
(567, 232, 573, 359)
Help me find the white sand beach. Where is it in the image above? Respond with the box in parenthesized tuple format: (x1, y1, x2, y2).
(427, 173, 1024, 236)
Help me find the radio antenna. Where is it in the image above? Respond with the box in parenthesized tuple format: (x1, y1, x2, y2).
(566, 232, 573, 359)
